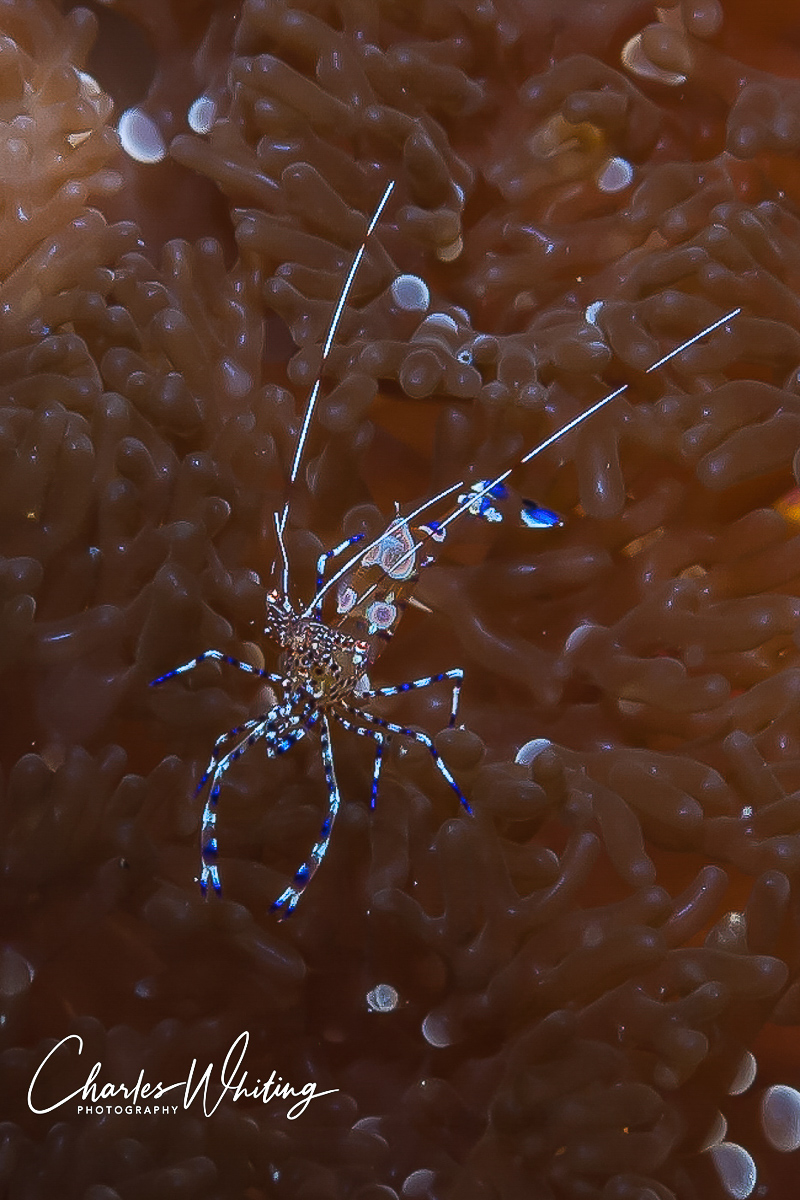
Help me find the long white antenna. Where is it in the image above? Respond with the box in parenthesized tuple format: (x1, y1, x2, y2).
(307, 306, 741, 618)
(278, 180, 395, 537)
(432, 305, 741, 540)
(274, 511, 290, 595)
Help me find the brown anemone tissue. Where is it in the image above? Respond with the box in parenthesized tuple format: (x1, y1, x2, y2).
(4, 0, 800, 1197)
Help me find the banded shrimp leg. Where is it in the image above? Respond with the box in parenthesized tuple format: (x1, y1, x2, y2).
(151, 651, 286, 795)
(200, 699, 316, 895)
(341, 701, 472, 815)
(331, 711, 386, 810)
(268, 688, 469, 917)
(151, 649, 284, 689)
(361, 669, 464, 728)
(270, 713, 341, 918)
(335, 666, 465, 815)
(327, 666, 465, 814)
